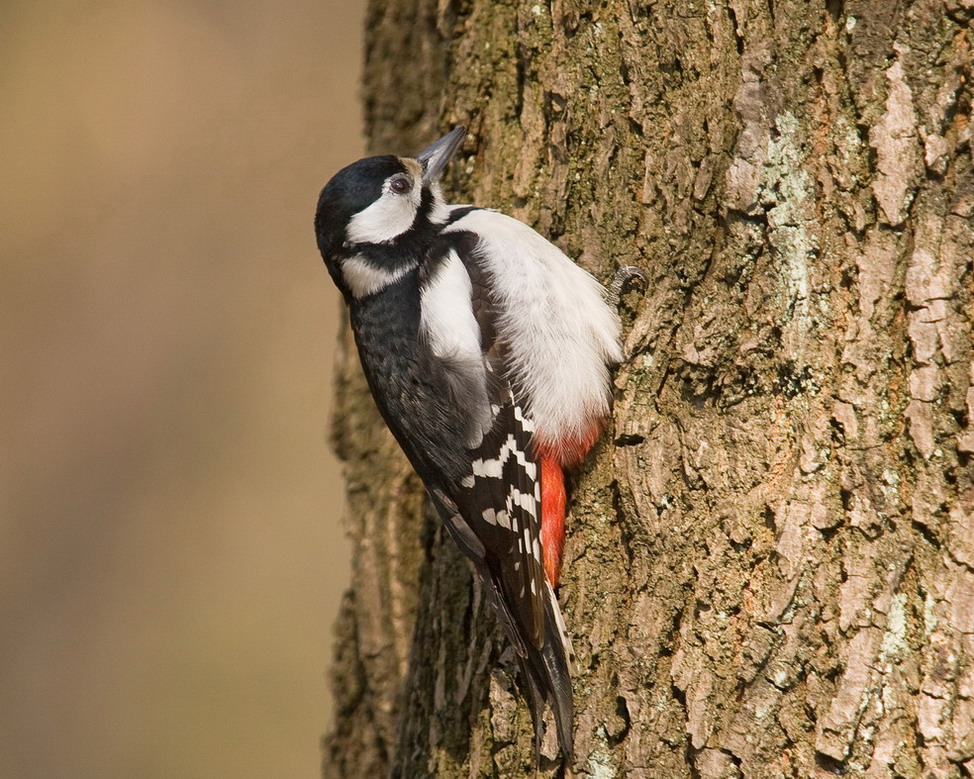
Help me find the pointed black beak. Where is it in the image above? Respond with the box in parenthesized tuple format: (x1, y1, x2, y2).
(417, 126, 466, 184)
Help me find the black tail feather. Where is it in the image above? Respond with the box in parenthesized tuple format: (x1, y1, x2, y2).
(518, 587, 574, 764)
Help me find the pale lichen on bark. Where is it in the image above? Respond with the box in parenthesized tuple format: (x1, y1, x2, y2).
(323, 0, 974, 776)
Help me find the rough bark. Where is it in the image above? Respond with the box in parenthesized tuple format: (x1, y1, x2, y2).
(323, 0, 974, 776)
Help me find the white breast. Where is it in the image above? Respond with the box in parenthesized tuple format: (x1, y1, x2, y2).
(444, 209, 622, 452)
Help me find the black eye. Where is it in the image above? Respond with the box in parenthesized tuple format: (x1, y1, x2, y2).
(390, 176, 413, 195)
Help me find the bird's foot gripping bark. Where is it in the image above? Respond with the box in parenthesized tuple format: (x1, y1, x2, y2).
(608, 265, 648, 308)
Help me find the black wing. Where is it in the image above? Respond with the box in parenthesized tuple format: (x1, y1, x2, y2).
(423, 227, 574, 759)
(459, 392, 547, 649)
(427, 390, 574, 760)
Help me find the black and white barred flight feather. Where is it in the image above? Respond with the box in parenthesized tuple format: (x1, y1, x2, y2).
(314, 126, 622, 763)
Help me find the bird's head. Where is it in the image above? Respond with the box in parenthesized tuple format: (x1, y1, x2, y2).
(314, 127, 466, 299)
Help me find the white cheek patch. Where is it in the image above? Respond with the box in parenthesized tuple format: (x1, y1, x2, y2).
(342, 255, 416, 298)
(345, 172, 422, 245)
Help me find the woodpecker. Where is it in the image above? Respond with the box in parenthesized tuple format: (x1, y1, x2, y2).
(314, 126, 622, 761)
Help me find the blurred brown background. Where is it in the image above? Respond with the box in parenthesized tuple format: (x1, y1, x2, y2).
(0, 1, 365, 776)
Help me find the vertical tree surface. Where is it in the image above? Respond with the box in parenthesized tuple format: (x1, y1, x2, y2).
(323, 0, 973, 776)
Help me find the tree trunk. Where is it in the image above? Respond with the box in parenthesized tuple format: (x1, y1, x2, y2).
(323, 0, 974, 776)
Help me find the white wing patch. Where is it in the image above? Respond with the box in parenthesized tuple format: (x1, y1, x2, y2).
(444, 209, 623, 451)
(419, 249, 493, 446)
(420, 249, 481, 364)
